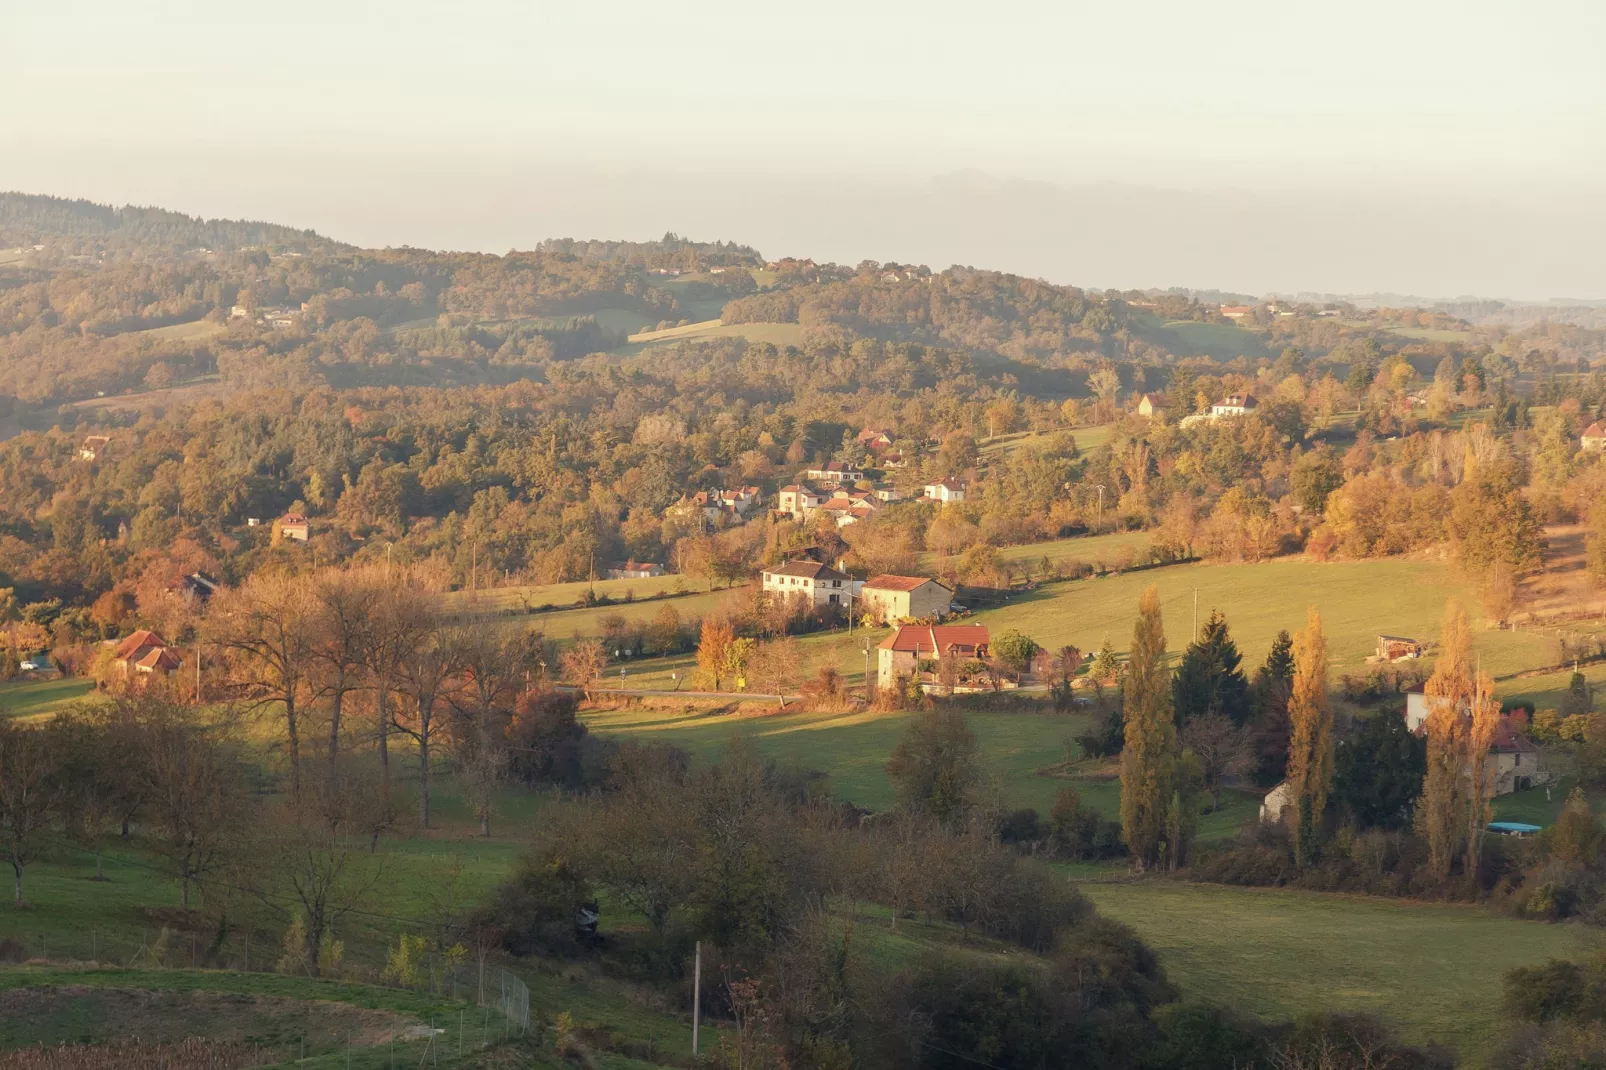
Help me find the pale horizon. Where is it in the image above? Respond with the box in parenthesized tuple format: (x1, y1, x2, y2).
(5, 0, 1605, 299)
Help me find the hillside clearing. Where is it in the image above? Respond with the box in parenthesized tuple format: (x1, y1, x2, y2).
(0, 678, 95, 721)
(125, 319, 227, 342)
(1081, 880, 1594, 1064)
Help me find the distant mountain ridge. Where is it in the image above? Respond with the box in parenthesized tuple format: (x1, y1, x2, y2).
(0, 191, 334, 252)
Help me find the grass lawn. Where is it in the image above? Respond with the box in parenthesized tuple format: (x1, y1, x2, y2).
(1499, 661, 1606, 712)
(443, 573, 705, 614)
(581, 698, 1262, 837)
(606, 556, 1554, 697)
(0, 964, 534, 1067)
(0, 677, 95, 720)
(1082, 880, 1597, 1064)
(1155, 319, 1269, 360)
(921, 529, 1153, 577)
(611, 320, 805, 357)
(126, 319, 228, 342)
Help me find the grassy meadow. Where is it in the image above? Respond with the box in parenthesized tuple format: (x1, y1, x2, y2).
(1082, 880, 1595, 1064)
(0, 677, 94, 721)
(611, 319, 806, 356)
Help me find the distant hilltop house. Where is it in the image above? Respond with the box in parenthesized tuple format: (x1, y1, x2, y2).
(859, 575, 953, 625)
(877, 623, 991, 691)
(1376, 635, 1424, 662)
(856, 428, 895, 452)
(1180, 394, 1260, 428)
(680, 486, 762, 523)
(110, 629, 182, 681)
(760, 560, 859, 609)
(803, 461, 863, 485)
(79, 435, 111, 462)
(606, 560, 665, 580)
(179, 571, 221, 604)
(1219, 304, 1254, 320)
(816, 492, 881, 528)
(231, 304, 300, 329)
(1136, 393, 1167, 419)
(1406, 391, 1430, 409)
(274, 513, 311, 544)
(1210, 394, 1259, 417)
(925, 477, 967, 504)
(777, 484, 826, 520)
(1583, 422, 1606, 453)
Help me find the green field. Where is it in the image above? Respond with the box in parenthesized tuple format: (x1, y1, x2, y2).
(582, 699, 1259, 835)
(1083, 880, 1593, 1064)
(128, 319, 228, 342)
(978, 422, 1114, 459)
(0, 677, 95, 720)
(1155, 318, 1269, 360)
(443, 572, 703, 614)
(922, 529, 1154, 576)
(595, 556, 1556, 701)
(612, 319, 806, 356)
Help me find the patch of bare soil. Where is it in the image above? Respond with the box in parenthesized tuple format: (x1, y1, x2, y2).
(1516, 524, 1606, 625)
(0, 986, 415, 1058)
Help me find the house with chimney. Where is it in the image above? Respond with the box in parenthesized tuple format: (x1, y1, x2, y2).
(802, 461, 863, 485)
(760, 560, 859, 609)
(274, 513, 311, 543)
(777, 484, 826, 520)
(877, 624, 990, 691)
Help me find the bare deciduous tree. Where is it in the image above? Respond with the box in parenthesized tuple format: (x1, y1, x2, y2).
(0, 720, 58, 907)
(214, 572, 316, 799)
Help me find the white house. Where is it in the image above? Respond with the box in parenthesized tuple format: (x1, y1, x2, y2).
(859, 576, 953, 624)
(925, 478, 967, 504)
(1583, 422, 1605, 453)
(803, 462, 863, 485)
(760, 560, 860, 609)
(1210, 394, 1259, 417)
(777, 484, 826, 520)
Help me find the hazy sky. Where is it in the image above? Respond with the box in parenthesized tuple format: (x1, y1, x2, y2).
(4, 1, 1604, 296)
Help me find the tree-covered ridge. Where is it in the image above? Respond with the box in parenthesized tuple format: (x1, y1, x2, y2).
(0, 191, 329, 252)
(724, 264, 1153, 363)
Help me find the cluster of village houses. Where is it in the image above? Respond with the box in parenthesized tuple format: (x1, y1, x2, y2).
(54, 419, 1602, 819)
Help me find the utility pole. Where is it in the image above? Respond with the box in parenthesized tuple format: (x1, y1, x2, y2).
(863, 640, 872, 698)
(1094, 484, 1106, 526)
(692, 941, 702, 1056)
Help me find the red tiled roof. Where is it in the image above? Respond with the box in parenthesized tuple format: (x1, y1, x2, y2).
(879, 624, 990, 655)
(136, 647, 182, 672)
(863, 575, 941, 592)
(1585, 422, 1605, 439)
(114, 630, 166, 661)
(280, 513, 309, 526)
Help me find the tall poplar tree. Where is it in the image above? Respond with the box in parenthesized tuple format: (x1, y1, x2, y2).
(1419, 601, 1473, 878)
(1285, 606, 1332, 865)
(1465, 669, 1501, 880)
(1121, 586, 1177, 871)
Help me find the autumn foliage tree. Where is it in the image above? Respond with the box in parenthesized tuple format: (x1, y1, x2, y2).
(1419, 601, 1475, 879)
(1285, 606, 1332, 866)
(1120, 586, 1179, 871)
